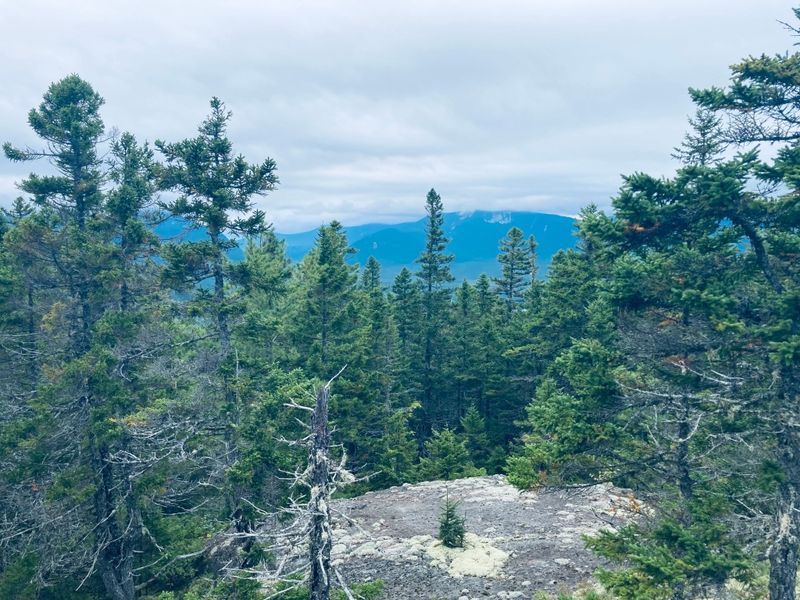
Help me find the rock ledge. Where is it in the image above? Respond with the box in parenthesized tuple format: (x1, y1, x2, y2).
(330, 475, 640, 599)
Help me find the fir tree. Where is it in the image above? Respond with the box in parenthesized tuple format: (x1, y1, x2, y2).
(289, 221, 358, 376)
(671, 108, 726, 166)
(4, 74, 105, 353)
(438, 496, 466, 548)
(156, 96, 277, 353)
(361, 255, 382, 292)
(460, 405, 489, 469)
(450, 281, 482, 422)
(0, 76, 184, 600)
(494, 226, 536, 317)
(418, 428, 484, 481)
(390, 267, 424, 405)
(156, 96, 279, 556)
(415, 189, 455, 431)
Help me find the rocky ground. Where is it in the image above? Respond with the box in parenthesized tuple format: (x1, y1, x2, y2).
(328, 475, 643, 600)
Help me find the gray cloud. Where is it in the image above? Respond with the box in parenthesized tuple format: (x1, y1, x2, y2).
(0, 0, 795, 231)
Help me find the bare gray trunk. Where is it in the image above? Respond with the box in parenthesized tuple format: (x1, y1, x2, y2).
(309, 386, 332, 600)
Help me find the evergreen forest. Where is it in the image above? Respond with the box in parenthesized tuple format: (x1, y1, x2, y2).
(1, 8, 800, 600)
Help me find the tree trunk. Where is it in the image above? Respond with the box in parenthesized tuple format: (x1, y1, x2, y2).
(769, 482, 798, 600)
(309, 386, 332, 600)
(676, 396, 694, 526)
(209, 232, 230, 355)
(91, 438, 135, 600)
(769, 430, 800, 600)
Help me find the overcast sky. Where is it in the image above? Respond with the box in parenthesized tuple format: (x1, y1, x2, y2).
(0, 1, 795, 232)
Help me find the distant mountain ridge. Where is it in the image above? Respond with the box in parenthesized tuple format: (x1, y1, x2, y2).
(279, 210, 578, 282)
(153, 211, 578, 283)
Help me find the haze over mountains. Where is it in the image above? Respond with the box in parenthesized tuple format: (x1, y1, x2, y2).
(282, 210, 577, 281)
(155, 210, 578, 282)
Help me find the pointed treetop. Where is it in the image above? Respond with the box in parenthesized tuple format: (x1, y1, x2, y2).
(671, 108, 726, 166)
(416, 187, 454, 289)
(361, 256, 382, 292)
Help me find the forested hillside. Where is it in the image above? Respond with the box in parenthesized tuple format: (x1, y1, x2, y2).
(0, 8, 799, 600)
(277, 210, 576, 281)
(154, 210, 577, 282)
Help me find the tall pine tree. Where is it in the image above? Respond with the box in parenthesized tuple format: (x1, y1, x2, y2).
(415, 189, 454, 431)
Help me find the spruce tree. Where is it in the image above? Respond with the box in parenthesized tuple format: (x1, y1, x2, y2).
(4, 75, 105, 353)
(494, 226, 536, 317)
(460, 405, 489, 469)
(156, 96, 279, 555)
(451, 281, 482, 421)
(390, 267, 424, 406)
(415, 189, 454, 431)
(289, 222, 358, 376)
(671, 108, 726, 166)
(361, 255, 382, 292)
(156, 96, 277, 353)
(234, 231, 292, 362)
(106, 132, 160, 310)
(418, 428, 483, 481)
(438, 496, 466, 548)
(0, 76, 183, 600)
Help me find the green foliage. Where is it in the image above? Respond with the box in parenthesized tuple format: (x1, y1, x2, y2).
(164, 577, 265, 600)
(415, 188, 455, 430)
(419, 428, 485, 481)
(371, 408, 420, 488)
(3, 74, 104, 225)
(494, 226, 536, 316)
(438, 497, 466, 548)
(506, 337, 622, 489)
(8, 16, 800, 595)
(671, 108, 726, 166)
(460, 405, 489, 468)
(588, 512, 752, 600)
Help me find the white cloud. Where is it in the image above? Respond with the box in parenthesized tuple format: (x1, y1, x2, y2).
(0, 0, 795, 231)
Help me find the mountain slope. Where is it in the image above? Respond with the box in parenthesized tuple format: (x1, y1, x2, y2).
(280, 211, 577, 281)
(152, 211, 578, 282)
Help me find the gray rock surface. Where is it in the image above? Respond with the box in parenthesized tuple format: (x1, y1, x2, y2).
(329, 475, 641, 599)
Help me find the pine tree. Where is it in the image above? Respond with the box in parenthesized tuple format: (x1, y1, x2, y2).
(156, 96, 277, 353)
(438, 496, 466, 548)
(156, 96, 279, 558)
(460, 405, 489, 469)
(418, 428, 484, 481)
(671, 108, 726, 166)
(494, 226, 536, 317)
(415, 189, 455, 431)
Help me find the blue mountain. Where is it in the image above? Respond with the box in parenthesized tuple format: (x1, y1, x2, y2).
(279, 211, 578, 282)
(153, 211, 578, 283)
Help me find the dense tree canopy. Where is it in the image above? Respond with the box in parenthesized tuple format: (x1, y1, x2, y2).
(2, 9, 800, 599)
